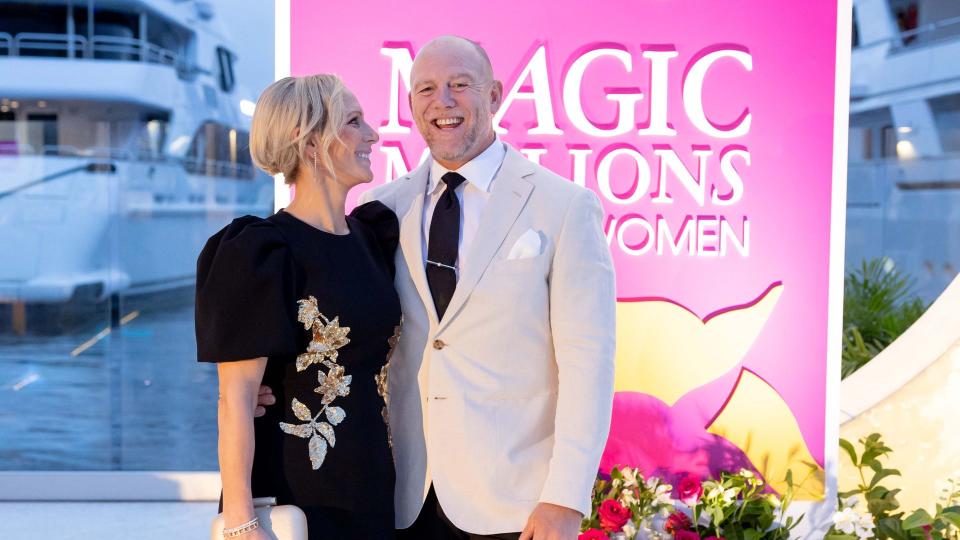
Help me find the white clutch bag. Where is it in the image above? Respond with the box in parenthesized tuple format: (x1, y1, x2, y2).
(210, 497, 308, 540)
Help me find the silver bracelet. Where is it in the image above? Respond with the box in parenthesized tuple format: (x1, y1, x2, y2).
(223, 516, 259, 537)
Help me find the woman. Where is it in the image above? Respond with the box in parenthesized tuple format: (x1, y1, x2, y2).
(196, 74, 400, 539)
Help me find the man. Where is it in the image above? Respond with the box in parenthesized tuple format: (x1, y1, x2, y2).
(260, 36, 615, 539)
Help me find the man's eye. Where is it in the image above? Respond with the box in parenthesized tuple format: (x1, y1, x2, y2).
(349, 117, 360, 125)
(451, 83, 468, 90)
(418, 86, 434, 94)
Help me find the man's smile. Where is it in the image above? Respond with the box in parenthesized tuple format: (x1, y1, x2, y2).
(432, 117, 464, 129)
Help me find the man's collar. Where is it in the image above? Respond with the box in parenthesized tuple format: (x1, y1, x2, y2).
(428, 137, 506, 194)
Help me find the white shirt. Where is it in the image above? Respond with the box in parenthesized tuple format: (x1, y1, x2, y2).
(422, 138, 507, 276)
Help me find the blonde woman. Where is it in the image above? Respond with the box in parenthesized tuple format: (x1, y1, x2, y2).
(195, 74, 400, 539)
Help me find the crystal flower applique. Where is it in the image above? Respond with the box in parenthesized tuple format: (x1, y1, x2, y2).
(279, 398, 346, 470)
(281, 296, 352, 470)
(296, 296, 350, 372)
(315, 364, 351, 405)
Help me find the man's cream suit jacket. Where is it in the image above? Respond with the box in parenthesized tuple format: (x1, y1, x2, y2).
(359, 143, 616, 534)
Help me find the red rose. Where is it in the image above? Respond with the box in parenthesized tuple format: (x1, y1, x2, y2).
(665, 511, 692, 533)
(677, 474, 704, 505)
(578, 528, 608, 540)
(598, 499, 631, 532)
(675, 531, 702, 540)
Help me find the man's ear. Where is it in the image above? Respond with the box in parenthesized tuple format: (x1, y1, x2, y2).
(489, 80, 504, 115)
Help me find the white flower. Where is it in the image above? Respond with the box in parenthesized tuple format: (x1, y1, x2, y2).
(855, 511, 875, 539)
(653, 484, 673, 506)
(620, 487, 639, 506)
(623, 522, 637, 539)
(623, 467, 640, 488)
(739, 468, 754, 478)
(833, 507, 858, 535)
(646, 476, 660, 490)
(842, 495, 860, 509)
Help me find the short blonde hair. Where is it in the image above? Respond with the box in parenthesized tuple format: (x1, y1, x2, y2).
(249, 74, 346, 183)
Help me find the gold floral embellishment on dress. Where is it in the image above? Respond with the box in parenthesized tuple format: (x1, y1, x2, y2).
(279, 398, 346, 470)
(315, 364, 351, 404)
(296, 296, 350, 372)
(376, 321, 402, 448)
(281, 296, 352, 470)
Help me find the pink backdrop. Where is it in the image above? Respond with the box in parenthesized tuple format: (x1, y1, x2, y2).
(290, 0, 839, 495)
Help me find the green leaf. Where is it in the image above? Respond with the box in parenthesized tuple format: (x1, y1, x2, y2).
(839, 438, 858, 466)
(823, 535, 858, 540)
(938, 510, 960, 529)
(902, 508, 934, 530)
(869, 467, 902, 489)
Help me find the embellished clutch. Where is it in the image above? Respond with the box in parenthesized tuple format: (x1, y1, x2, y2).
(210, 497, 308, 540)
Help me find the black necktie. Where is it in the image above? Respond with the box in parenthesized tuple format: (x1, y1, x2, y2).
(426, 172, 467, 319)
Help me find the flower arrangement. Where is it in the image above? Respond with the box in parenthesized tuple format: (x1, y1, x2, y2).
(580, 467, 801, 539)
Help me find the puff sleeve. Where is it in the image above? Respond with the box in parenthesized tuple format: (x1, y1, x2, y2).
(349, 201, 400, 279)
(195, 216, 300, 362)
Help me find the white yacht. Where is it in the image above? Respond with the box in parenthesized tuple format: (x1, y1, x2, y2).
(848, 0, 960, 302)
(0, 0, 273, 309)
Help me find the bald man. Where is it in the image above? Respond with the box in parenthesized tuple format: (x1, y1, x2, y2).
(263, 36, 616, 539)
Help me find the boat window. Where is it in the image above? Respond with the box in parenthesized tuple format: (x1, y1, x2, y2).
(26, 113, 58, 153)
(848, 126, 873, 162)
(216, 46, 236, 93)
(892, 0, 920, 45)
(852, 6, 860, 48)
(185, 120, 253, 179)
(930, 93, 960, 153)
(0, 108, 15, 155)
(139, 114, 169, 158)
(880, 125, 898, 158)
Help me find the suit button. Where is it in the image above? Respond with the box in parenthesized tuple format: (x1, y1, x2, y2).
(433, 339, 446, 350)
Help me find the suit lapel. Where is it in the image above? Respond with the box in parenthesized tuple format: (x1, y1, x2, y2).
(438, 147, 535, 333)
(396, 161, 439, 327)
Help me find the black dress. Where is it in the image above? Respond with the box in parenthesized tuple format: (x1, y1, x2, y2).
(195, 201, 401, 539)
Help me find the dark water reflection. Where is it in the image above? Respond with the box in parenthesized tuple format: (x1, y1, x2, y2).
(0, 288, 218, 470)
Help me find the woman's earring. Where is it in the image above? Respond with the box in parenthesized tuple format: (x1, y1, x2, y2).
(313, 152, 317, 172)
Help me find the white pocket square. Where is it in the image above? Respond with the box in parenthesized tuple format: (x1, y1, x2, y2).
(506, 229, 543, 260)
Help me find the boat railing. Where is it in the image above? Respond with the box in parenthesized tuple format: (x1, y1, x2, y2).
(183, 157, 255, 179)
(0, 32, 12, 55)
(89, 35, 179, 65)
(0, 31, 189, 71)
(856, 14, 960, 52)
(1, 144, 255, 179)
(9, 32, 88, 57)
(893, 14, 960, 51)
(849, 153, 960, 196)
